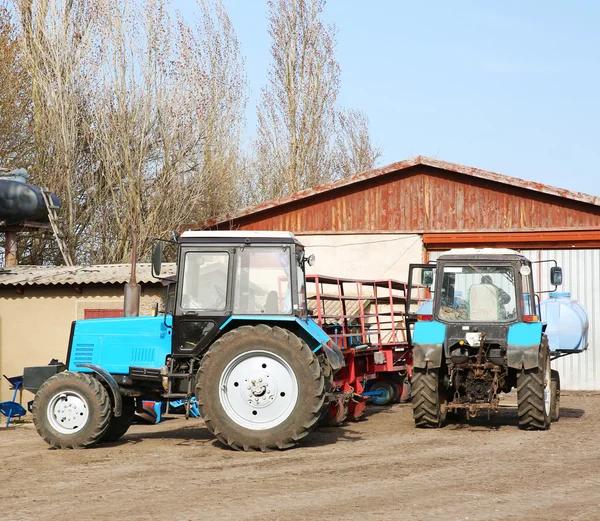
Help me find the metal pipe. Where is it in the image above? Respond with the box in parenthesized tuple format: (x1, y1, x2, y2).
(5, 231, 17, 266)
(124, 232, 141, 317)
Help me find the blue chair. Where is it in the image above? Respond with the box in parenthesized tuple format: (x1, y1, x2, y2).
(0, 375, 27, 427)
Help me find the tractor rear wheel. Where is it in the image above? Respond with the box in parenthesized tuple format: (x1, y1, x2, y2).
(196, 325, 325, 451)
(412, 368, 447, 428)
(550, 369, 560, 422)
(100, 397, 136, 443)
(517, 344, 551, 430)
(32, 371, 111, 449)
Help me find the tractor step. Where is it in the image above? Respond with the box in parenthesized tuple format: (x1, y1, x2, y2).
(162, 393, 192, 399)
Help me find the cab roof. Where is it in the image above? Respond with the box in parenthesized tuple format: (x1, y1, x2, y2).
(179, 230, 301, 245)
(438, 248, 530, 261)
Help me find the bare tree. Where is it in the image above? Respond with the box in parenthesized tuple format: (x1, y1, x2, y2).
(253, 0, 340, 202)
(17, 0, 100, 264)
(15, 0, 247, 265)
(334, 108, 382, 177)
(0, 1, 32, 169)
(178, 0, 248, 221)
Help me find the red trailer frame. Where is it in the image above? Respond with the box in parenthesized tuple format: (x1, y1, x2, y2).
(306, 274, 423, 423)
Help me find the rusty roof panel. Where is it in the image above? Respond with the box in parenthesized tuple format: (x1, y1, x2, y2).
(201, 163, 600, 234)
(195, 156, 600, 232)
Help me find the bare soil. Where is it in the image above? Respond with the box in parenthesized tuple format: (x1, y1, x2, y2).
(2, 393, 600, 521)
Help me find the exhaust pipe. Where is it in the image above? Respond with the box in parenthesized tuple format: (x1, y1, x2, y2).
(124, 233, 141, 317)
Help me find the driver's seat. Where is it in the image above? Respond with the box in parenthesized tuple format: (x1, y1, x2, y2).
(468, 284, 500, 321)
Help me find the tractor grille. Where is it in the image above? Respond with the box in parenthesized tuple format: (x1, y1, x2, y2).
(131, 347, 155, 364)
(72, 344, 94, 363)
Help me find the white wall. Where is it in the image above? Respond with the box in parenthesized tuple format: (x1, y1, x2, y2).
(300, 234, 424, 282)
(524, 249, 600, 391)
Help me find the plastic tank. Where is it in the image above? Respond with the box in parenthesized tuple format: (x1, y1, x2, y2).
(540, 292, 589, 352)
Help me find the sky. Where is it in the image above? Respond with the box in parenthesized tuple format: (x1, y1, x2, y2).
(175, 0, 600, 197)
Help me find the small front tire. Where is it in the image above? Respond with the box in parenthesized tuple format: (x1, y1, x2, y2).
(32, 371, 111, 449)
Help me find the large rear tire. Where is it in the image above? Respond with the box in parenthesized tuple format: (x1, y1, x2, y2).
(196, 325, 325, 451)
(412, 368, 447, 428)
(517, 344, 551, 430)
(100, 397, 136, 443)
(550, 369, 560, 422)
(32, 371, 111, 449)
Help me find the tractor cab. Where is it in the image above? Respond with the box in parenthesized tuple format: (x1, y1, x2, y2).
(153, 231, 314, 357)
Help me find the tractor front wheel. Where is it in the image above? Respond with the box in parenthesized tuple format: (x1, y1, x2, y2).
(196, 325, 325, 451)
(32, 371, 111, 449)
(411, 368, 447, 428)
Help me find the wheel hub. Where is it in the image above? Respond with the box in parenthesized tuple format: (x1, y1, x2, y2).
(219, 350, 298, 430)
(47, 391, 90, 435)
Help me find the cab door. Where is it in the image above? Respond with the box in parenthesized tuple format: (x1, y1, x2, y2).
(173, 248, 233, 356)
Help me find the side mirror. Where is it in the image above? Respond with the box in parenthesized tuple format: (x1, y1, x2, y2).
(152, 241, 163, 277)
(550, 266, 562, 286)
(421, 268, 434, 286)
(305, 254, 316, 267)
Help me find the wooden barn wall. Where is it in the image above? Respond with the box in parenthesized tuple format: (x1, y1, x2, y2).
(218, 166, 600, 233)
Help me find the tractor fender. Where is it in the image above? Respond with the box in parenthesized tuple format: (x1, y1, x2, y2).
(412, 321, 446, 369)
(506, 344, 540, 370)
(506, 322, 544, 370)
(412, 343, 444, 369)
(75, 363, 122, 417)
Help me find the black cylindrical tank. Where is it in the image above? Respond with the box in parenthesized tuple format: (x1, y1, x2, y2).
(0, 179, 60, 224)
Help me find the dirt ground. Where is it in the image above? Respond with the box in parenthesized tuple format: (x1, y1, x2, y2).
(2, 393, 600, 521)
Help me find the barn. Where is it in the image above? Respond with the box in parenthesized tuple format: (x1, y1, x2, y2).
(200, 156, 600, 390)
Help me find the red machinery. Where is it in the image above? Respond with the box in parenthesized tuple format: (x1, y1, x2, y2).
(306, 274, 421, 424)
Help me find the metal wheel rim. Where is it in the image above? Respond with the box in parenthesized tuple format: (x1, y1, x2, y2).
(47, 390, 90, 435)
(219, 350, 299, 431)
(544, 358, 551, 417)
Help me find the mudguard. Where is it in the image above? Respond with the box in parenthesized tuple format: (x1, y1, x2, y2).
(75, 363, 123, 417)
(219, 315, 345, 371)
(507, 322, 544, 370)
(412, 321, 446, 369)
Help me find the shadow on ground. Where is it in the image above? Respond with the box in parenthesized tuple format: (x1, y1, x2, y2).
(100, 415, 362, 451)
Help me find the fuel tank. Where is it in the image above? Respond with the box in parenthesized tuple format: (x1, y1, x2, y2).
(0, 179, 60, 223)
(541, 292, 589, 352)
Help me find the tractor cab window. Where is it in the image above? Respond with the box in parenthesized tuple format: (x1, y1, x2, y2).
(233, 247, 292, 315)
(437, 265, 517, 322)
(181, 252, 229, 311)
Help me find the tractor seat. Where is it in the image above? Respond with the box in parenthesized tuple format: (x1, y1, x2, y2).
(468, 284, 501, 321)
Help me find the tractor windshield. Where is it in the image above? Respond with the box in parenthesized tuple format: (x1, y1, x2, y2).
(233, 247, 292, 315)
(437, 265, 517, 322)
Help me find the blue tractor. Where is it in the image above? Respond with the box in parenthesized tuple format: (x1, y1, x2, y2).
(24, 231, 343, 451)
(405, 248, 578, 430)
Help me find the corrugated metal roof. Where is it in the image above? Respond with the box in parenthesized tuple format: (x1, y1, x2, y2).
(196, 156, 600, 230)
(0, 263, 177, 286)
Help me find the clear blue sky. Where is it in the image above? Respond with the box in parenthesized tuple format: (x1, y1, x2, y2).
(176, 0, 600, 196)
